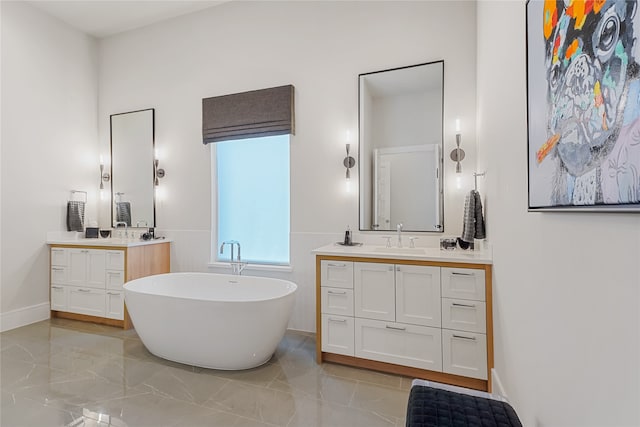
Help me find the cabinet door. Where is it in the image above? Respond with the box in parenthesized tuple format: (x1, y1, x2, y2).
(105, 270, 125, 291)
(355, 318, 442, 371)
(441, 268, 486, 301)
(354, 262, 395, 321)
(442, 329, 487, 380)
(68, 249, 89, 286)
(321, 314, 354, 356)
(321, 260, 354, 288)
(441, 298, 486, 333)
(85, 250, 106, 288)
(67, 288, 105, 317)
(105, 291, 124, 320)
(395, 265, 441, 327)
(321, 287, 354, 316)
(50, 285, 67, 311)
(51, 248, 68, 266)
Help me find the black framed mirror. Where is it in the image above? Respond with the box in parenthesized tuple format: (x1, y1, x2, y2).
(359, 61, 444, 232)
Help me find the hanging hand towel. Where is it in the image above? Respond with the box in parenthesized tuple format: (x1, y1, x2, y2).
(461, 189, 486, 243)
(66, 201, 85, 232)
(473, 190, 486, 240)
(460, 191, 476, 243)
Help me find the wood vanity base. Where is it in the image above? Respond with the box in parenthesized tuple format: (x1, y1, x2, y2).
(51, 310, 124, 328)
(321, 352, 487, 391)
(51, 303, 134, 329)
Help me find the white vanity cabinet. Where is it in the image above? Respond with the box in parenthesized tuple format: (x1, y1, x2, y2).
(49, 241, 170, 329)
(50, 248, 124, 319)
(316, 253, 493, 392)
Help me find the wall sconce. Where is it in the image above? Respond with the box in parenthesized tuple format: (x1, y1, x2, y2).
(344, 143, 356, 181)
(154, 159, 165, 186)
(99, 155, 110, 190)
(450, 119, 465, 173)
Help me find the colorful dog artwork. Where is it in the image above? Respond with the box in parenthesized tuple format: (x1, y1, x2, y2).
(527, 0, 640, 210)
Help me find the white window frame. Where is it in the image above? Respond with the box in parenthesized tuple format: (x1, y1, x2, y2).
(208, 141, 292, 272)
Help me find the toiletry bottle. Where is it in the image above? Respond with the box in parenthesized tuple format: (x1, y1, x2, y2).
(344, 226, 352, 246)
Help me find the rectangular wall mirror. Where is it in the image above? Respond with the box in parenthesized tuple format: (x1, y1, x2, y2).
(110, 108, 156, 228)
(359, 60, 444, 232)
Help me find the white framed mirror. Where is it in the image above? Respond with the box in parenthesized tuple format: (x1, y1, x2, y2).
(359, 61, 444, 232)
(110, 108, 155, 228)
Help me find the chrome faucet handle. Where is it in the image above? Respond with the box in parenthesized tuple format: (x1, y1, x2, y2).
(382, 236, 392, 248)
(408, 237, 418, 248)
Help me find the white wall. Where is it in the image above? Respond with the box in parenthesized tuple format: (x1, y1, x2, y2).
(477, 1, 640, 426)
(0, 2, 99, 330)
(97, 0, 478, 332)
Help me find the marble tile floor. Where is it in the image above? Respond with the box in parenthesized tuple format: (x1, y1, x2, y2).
(1, 319, 411, 427)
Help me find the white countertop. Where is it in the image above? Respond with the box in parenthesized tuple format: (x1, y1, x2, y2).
(312, 243, 492, 264)
(47, 237, 172, 248)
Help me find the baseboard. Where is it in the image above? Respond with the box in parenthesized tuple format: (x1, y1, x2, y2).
(491, 368, 508, 399)
(0, 302, 50, 332)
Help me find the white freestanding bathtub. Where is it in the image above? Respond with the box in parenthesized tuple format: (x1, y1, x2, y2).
(123, 272, 297, 370)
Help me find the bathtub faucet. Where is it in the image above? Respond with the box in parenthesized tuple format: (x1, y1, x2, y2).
(220, 240, 247, 275)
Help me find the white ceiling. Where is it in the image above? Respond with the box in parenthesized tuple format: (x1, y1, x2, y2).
(27, 0, 229, 38)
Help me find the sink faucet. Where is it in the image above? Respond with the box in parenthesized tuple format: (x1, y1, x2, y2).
(220, 240, 247, 275)
(115, 221, 128, 238)
(396, 223, 403, 248)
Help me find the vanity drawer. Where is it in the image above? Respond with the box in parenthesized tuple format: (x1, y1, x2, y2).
(51, 266, 68, 285)
(67, 287, 106, 318)
(321, 287, 354, 316)
(50, 285, 68, 311)
(321, 314, 354, 356)
(105, 250, 125, 271)
(105, 291, 124, 320)
(442, 329, 487, 380)
(441, 298, 486, 333)
(355, 318, 442, 371)
(321, 260, 354, 289)
(50, 248, 68, 266)
(105, 270, 125, 290)
(441, 267, 485, 301)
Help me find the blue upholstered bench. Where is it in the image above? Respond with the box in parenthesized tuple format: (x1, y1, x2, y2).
(406, 380, 522, 427)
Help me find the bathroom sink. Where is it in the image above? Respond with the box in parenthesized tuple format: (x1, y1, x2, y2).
(372, 247, 426, 255)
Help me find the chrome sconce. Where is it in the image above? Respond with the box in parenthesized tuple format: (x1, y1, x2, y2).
(344, 144, 356, 181)
(450, 119, 465, 173)
(154, 159, 165, 186)
(99, 156, 111, 190)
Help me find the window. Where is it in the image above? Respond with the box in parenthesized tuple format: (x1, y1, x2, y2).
(212, 135, 290, 265)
